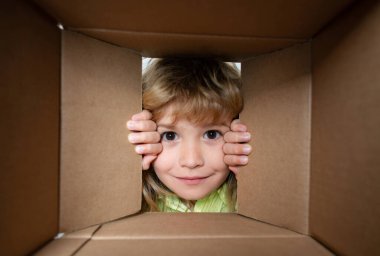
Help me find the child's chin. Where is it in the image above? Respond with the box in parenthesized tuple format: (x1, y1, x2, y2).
(176, 191, 210, 201)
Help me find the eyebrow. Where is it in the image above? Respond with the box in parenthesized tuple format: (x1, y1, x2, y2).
(157, 124, 230, 133)
(156, 123, 176, 130)
(206, 124, 230, 132)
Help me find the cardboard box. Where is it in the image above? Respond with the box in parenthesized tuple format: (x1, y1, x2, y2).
(1, 0, 379, 255)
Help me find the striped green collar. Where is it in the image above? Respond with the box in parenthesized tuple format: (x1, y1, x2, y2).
(157, 182, 235, 212)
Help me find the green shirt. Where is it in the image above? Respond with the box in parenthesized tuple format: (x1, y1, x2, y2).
(157, 182, 235, 212)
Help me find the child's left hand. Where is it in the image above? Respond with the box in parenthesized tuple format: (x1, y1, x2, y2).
(223, 119, 252, 174)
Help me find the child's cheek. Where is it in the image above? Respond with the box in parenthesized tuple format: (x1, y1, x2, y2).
(153, 143, 177, 173)
(205, 140, 229, 170)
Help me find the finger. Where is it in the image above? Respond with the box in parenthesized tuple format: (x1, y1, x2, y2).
(128, 132, 161, 144)
(135, 143, 162, 155)
(230, 119, 248, 132)
(224, 155, 249, 167)
(142, 155, 158, 170)
(127, 119, 157, 132)
(224, 131, 251, 143)
(223, 143, 252, 155)
(131, 110, 152, 121)
(229, 166, 239, 175)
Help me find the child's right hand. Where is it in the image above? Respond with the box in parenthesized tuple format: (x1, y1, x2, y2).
(126, 110, 162, 170)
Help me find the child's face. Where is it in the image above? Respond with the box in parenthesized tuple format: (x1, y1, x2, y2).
(153, 108, 231, 201)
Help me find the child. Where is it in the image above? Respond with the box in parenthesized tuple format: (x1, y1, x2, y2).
(127, 58, 251, 212)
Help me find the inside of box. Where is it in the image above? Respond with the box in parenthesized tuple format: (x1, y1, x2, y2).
(36, 213, 333, 256)
(310, 1, 380, 255)
(60, 30, 142, 231)
(34, 0, 354, 60)
(0, 1, 60, 255)
(59, 29, 312, 235)
(57, 1, 380, 254)
(3, 0, 380, 255)
(240, 43, 311, 234)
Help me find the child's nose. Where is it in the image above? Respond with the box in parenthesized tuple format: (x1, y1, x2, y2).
(179, 141, 204, 169)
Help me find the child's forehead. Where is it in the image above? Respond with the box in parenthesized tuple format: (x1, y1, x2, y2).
(155, 102, 233, 127)
(156, 114, 230, 128)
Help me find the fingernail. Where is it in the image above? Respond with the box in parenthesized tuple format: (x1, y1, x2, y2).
(240, 156, 248, 164)
(242, 132, 251, 140)
(127, 121, 135, 129)
(243, 145, 251, 154)
(128, 134, 137, 143)
(135, 145, 144, 154)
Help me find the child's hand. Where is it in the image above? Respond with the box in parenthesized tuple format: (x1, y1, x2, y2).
(223, 119, 252, 174)
(126, 110, 162, 170)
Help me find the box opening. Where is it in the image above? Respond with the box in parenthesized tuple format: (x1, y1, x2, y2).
(140, 57, 242, 213)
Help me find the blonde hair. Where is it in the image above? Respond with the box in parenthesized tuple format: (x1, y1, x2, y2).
(141, 58, 243, 212)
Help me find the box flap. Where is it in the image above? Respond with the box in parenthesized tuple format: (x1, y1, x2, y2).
(78, 237, 332, 256)
(35, 225, 100, 255)
(239, 43, 311, 234)
(0, 0, 60, 255)
(92, 213, 299, 239)
(73, 30, 303, 61)
(34, 238, 88, 256)
(311, 0, 380, 255)
(78, 213, 333, 255)
(65, 225, 100, 239)
(60, 31, 142, 232)
(34, 0, 354, 58)
(35, 0, 354, 38)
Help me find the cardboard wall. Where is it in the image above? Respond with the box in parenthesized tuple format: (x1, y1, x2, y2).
(239, 43, 312, 234)
(35, 225, 99, 256)
(34, 0, 354, 60)
(0, 0, 60, 255)
(49, 213, 332, 256)
(34, 0, 352, 38)
(311, 0, 380, 255)
(60, 31, 142, 231)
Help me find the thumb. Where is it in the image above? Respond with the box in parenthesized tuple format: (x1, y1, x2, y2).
(229, 166, 239, 175)
(142, 155, 158, 170)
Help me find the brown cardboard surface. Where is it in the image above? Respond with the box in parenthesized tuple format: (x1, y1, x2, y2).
(64, 225, 100, 239)
(77, 237, 332, 256)
(0, 0, 60, 255)
(93, 213, 300, 239)
(239, 43, 311, 234)
(60, 31, 142, 232)
(3, 1, 380, 256)
(34, 0, 354, 57)
(311, 0, 380, 255)
(35, 225, 99, 255)
(76, 29, 303, 61)
(34, 238, 87, 256)
(35, 0, 353, 38)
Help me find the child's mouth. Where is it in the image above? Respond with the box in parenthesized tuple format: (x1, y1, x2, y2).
(176, 176, 210, 185)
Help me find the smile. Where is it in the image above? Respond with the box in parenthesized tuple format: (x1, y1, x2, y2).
(175, 176, 210, 185)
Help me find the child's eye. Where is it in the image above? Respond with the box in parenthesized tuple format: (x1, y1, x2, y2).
(203, 130, 222, 140)
(161, 131, 178, 141)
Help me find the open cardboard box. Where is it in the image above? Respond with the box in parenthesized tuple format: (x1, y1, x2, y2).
(1, 0, 379, 255)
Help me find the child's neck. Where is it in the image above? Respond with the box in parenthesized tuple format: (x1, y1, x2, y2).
(189, 200, 196, 211)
